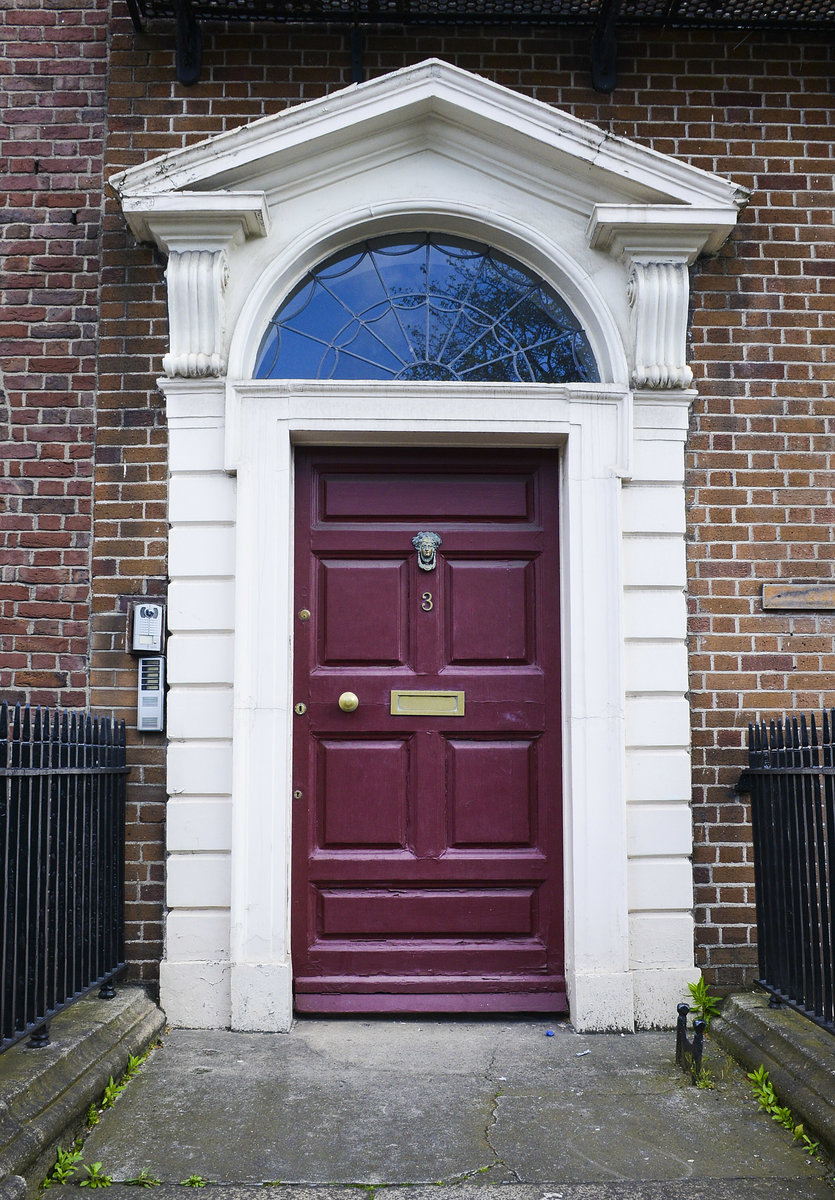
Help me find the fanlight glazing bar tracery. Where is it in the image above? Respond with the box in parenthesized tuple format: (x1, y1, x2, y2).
(254, 235, 599, 384)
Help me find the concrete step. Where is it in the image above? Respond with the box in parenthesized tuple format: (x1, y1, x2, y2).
(711, 990, 835, 1157)
(0, 987, 166, 1200)
(95, 1182, 834, 1200)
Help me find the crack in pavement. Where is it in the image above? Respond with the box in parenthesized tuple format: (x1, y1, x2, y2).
(484, 1088, 522, 1184)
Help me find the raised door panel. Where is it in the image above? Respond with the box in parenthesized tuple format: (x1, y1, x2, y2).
(447, 559, 534, 664)
(446, 737, 537, 848)
(318, 737, 411, 849)
(320, 559, 408, 665)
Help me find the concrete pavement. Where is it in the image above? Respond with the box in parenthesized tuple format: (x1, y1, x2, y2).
(76, 1015, 833, 1198)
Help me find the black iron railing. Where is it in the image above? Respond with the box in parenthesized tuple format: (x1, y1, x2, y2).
(0, 703, 129, 1052)
(737, 713, 835, 1035)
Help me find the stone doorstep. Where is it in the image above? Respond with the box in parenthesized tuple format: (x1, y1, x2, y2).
(0, 987, 166, 1200)
(711, 990, 835, 1157)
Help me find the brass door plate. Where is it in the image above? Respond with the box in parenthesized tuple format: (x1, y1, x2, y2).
(390, 689, 465, 717)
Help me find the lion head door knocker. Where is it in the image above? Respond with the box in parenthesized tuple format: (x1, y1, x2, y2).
(412, 531, 442, 572)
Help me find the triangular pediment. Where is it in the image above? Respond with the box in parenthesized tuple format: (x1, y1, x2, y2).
(111, 58, 747, 234)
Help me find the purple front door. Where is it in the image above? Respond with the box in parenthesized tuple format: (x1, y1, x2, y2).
(291, 448, 565, 1013)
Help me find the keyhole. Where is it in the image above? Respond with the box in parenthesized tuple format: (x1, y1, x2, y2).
(421, 592, 433, 612)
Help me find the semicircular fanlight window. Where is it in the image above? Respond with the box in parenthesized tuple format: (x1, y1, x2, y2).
(254, 234, 599, 383)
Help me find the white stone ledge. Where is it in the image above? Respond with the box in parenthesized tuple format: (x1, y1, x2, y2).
(168, 579, 235, 632)
(627, 803, 692, 857)
(169, 473, 237, 524)
(168, 633, 234, 686)
(165, 909, 232, 961)
(167, 798, 233, 852)
(627, 857, 694, 912)
(168, 741, 233, 796)
(167, 852, 232, 908)
(159, 960, 232, 1029)
(167, 687, 234, 740)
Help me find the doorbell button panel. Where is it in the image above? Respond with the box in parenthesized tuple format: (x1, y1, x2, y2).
(131, 601, 166, 653)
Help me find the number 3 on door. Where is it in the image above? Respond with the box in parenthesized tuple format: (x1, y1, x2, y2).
(421, 592, 433, 612)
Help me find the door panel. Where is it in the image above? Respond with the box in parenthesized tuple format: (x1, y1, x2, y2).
(320, 560, 408, 664)
(319, 738, 411, 849)
(447, 559, 534, 663)
(446, 737, 537, 848)
(292, 447, 565, 1013)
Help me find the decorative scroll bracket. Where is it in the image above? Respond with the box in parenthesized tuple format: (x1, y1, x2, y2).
(587, 203, 744, 391)
(115, 192, 271, 379)
(163, 246, 230, 378)
(627, 258, 692, 389)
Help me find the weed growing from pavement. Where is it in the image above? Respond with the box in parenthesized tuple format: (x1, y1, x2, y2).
(747, 1064, 821, 1158)
(41, 1143, 84, 1188)
(124, 1169, 161, 1187)
(687, 977, 722, 1028)
(79, 1162, 113, 1188)
(100, 1077, 125, 1109)
(180, 1176, 210, 1187)
(40, 1041, 160, 1192)
(691, 1063, 715, 1090)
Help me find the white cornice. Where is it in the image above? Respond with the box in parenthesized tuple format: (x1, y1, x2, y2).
(118, 191, 271, 247)
(587, 203, 742, 262)
(110, 59, 750, 215)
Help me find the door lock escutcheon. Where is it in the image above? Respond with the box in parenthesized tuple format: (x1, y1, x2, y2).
(294, 702, 307, 715)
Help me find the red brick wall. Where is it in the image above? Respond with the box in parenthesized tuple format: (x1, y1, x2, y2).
(5, 2, 833, 992)
(0, 0, 109, 708)
(686, 59, 835, 987)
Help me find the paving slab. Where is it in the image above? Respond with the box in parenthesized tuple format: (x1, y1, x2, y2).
(79, 1017, 833, 1197)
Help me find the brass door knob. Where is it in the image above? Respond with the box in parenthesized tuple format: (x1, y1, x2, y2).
(338, 691, 359, 712)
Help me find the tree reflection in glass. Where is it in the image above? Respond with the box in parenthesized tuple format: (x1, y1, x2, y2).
(254, 234, 599, 383)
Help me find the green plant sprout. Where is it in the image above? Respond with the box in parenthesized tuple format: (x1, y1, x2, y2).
(41, 1143, 83, 1189)
(101, 1076, 126, 1109)
(747, 1065, 820, 1158)
(123, 1050, 150, 1082)
(80, 1163, 113, 1188)
(691, 1063, 714, 1089)
(124, 1169, 161, 1187)
(687, 977, 722, 1028)
(180, 1176, 209, 1187)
